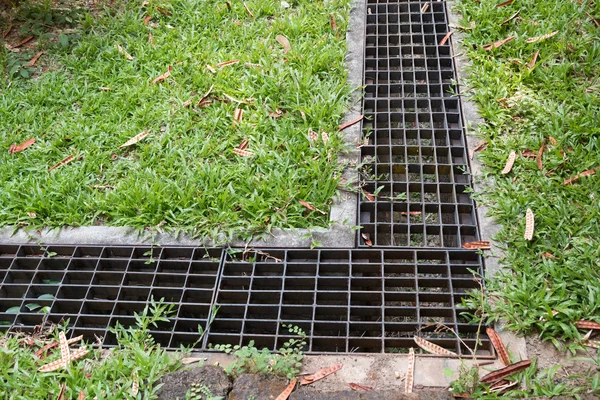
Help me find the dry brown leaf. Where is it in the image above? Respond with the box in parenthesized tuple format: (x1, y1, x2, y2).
(9, 138, 35, 154)
(526, 31, 558, 43)
(421, 3, 430, 13)
(143, 15, 151, 25)
(524, 208, 534, 241)
(576, 321, 600, 331)
(27, 212, 36, 218)
(439, 31, 454, 46)
(57, 384, 67, 400)
(299, 364, 343, 385)
(480, 360, 532, 384)
(563, 168, 597, 185)
(150, 66, 172, 84)
(470, 141, 488, 159)
(361, 189, 375, 202)
(38, 357, 66, 372)
(233, 108, 244, 124)
(585, 341, 600, 349)
(276, 35, 291, 53)
(414, 336, 458, 356)
(527, 50, 540, 69)
(484, 36, 515, 51)
(180, 357, 205, 365)
(349, 383, 374, 391)
(156, 6, 171, 16)
(275, 379, 297, 400)
(269, 109, 284, 118)
(2, 24, 12, 39)
(401, 211, 422, 216)
(244, 62, 262, 68)
(521, 150, 536, 158)
(232, 148, 253, 157)
(26, 51, 43, 67)
(462, 241, 491, 250)
(243, 2, 254, 18)
(132, 370, 139, 396)
(330, 13, 338, 31)
(321, 131, 329, 144)
(497, 0, 515, 7)
(586, 11, 600, 27)
(148, 33, 154, 46)
(59, 332, 71, 366)
(501, 10, 520, 26)
(308, 128, 318, 142)
(217, 59, 239, 68)
(490, 380, 519, 395)
(361, 233, 373, 247)
(501, 151, 517, 174)
(183, 99, 193, 107)
(542, 252, 557, 259)
(49, 155, 75, 172)
(298, 200, 326, 215)
(339, 115, 364, 131)
(120, 131, 150, 148)
(114, 44, 133, 60)
(78, 392, 86, 400)
(536, 141, 545, 169)
(99, 87, 111, 91)
(222, 93, 254, 104)
(237, 140, 249, 151)
(406, 348, 414, 393)
(11, 36, 34, 49)
(486, 328, 511, 366)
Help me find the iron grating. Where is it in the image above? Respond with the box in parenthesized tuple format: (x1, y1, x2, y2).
(0, 244, 492, 356)
(358, 0, 480, 248)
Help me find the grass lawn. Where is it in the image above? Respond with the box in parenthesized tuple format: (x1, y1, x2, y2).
(0, 0, 352, 240)
(456, 0, 600, 349)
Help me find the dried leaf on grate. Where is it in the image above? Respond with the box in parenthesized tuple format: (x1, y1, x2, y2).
(462, 241, 491, 250)
(361, 190, 375, 202)
(524, 209, 534, 241)
(486, 328, 511, 366)
(501, 151, 516, 174)
(49, 155, 75, 171)
(299, 364, 343, 385)
(439, 31, 454, 46)
(413, 336, 457, 356)
(150, 66, 172, 84)
(421, 3, 429, 13)
(349, 383, 374, 391)
(361, 233, 373, 247)
(480, 360, 531, 385)
(276, 35, 291, 53)
(275, 379, 297, 400)
(9, 137, 35, 154)
(406, 348, 414, 393)
(120, 131, 150, 148)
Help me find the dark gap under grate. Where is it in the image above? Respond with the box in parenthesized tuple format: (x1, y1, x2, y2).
(358, 0, 480, 248)
(0, 244, 492, 357)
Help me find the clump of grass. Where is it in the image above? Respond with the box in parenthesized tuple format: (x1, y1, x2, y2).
(0, 0, 353, 240)
(0, 299, 180, 399)
(455, 0, 600, 348)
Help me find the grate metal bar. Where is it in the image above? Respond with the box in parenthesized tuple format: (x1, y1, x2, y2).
(0, 244, 492, 357)
(359, 0, 480, 248)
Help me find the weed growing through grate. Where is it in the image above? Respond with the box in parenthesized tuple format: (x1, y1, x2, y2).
(211, 324, 306, 379)
(0, 0, 353, 240)
(455, 0, 600, 350)
(0, 298, 179, 399)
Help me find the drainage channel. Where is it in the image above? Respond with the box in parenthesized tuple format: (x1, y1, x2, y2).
(0, 245, 492, 356)
(0, 0, 492, 357)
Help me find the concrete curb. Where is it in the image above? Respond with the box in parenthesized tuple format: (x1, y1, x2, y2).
(0, 0, 366, 249)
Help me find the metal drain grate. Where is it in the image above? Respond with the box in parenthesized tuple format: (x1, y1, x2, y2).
(0, 245, 492, 356)
(358, 1, 480, 248)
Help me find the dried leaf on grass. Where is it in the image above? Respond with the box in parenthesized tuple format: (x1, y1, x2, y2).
(243, 2, 254, 17)
(217, 59, 239, 68)
(563, 168, 597, 185)
(526, 31, 558, 43)
(321, 131, 329, 144)
(156, 6, 171, 16)
(361, 233, 373, 247)
(497, 0, 515, 7)
(232, 148, 253, 157)
(439, 31, 453, 46)
(49, 155, 75, 172)
(114, 44, 133, 60)
(308, 128, 318, 142)
(501, 10, 520, 26)
(414, 336, 457, 356)
(527, 50, 540, 69)
(521, 150, 536, 158)
(486, 328, 511, 366)
(78, 392, 86, 400)
(330, 13, 338, 32)
(59, 332, 70, 366)
(120, 131, 150, 148)
(490, 380, 519, 395)
(349, 383, 374, 391)
(9, 138, 35, 154)
(132, 370, 139, 396)
(299, 200, 326, 215)
(524, 209, 534, 241)
(57, 384, 67, 400)
(10, 36, 34, 49)
(501, 151, 517, 174)
(143, 15, 151, 25)
(480, 360, 531, 384)
(339, 115, 364, 131)
(406, 348, 414, 393)
(244, 62, 262, 68)
(299, 364, 343, 385)
(150, 66, 172, 84)
(275, 379, 297, 400)
(536, 141, 545, 169)
(26, 51, 43, 67)
(233, 108, 244, 124)
(576, 321, 600, 331)
(2, 24, 12, 38)
(276, 35, 291, 53)
(584, 341, 600, 349)
(470, 141, 488, 159)
(484, 36, 515, 51)
(462, 241, 491, 250)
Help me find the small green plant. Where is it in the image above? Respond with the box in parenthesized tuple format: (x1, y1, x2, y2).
(211, 324, 306, 379)
(186, 382, 224, 400)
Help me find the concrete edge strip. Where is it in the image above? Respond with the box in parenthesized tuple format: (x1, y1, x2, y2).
(0, 0, 366, 249)
(446, 0, 528, 363)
